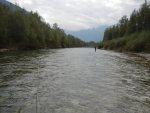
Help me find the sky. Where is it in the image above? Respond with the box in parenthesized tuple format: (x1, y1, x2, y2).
(8, 0, 144, 31)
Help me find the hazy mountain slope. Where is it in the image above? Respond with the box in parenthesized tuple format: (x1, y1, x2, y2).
(66, 25, 108, 42)
(0, 0, 23, 11)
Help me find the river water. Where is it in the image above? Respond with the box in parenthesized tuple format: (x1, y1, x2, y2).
(0, 48, 150, 113)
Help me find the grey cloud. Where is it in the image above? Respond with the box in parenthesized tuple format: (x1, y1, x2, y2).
(8, 0, 143, 31)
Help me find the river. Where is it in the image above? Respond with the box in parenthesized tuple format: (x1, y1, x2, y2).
(0, 48, 150, 113)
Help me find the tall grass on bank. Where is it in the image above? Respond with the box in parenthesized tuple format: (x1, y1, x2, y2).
(102, 31, 150, 53)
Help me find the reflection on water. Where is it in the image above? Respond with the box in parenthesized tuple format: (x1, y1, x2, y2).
(0, 48, 150, 113)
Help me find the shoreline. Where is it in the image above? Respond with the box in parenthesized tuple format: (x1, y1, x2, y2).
(1, 48, 150, 62)
(122, 52, 150, 61)
(0, 49, 11, 52)
(119, 51, 150, 67)
(99, 48, 150, 67)
(0, 48, 17, 52)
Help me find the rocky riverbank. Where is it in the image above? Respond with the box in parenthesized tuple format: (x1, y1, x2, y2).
(125, 52, 150, 67)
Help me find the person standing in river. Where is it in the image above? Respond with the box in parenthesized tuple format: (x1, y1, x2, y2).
(95, 46, 96, 52)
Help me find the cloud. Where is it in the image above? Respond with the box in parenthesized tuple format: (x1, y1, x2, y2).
(8, 0, 143, 31)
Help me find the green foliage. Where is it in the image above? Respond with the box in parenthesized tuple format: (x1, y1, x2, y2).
(0, 3, 85, 50)
(103, 2, 150, 41)
(98, 41, 103, 49)
(103, 31, 150, 53)
(125, 31, 150, 52)
(102, 2, 150, 53)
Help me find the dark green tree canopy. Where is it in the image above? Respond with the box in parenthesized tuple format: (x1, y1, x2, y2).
(103, 2, 150, 41)
(0, 3, 85, 50)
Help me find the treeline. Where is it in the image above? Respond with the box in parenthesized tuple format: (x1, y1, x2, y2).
(99, 2, 150, 52)
(0, 3, 85, 50)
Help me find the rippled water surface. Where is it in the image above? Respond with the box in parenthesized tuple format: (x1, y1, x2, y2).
(0, 48, 150, 113)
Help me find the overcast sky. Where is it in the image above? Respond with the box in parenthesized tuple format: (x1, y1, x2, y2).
(8, 0, 144, 31)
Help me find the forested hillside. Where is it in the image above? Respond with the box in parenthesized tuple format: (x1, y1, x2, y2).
(0, 2, 85, 50)
(99, 2, 150, 53)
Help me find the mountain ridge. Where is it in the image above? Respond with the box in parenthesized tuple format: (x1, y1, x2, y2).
(66, 25, 108, 42)
(0, 0, 24, 11)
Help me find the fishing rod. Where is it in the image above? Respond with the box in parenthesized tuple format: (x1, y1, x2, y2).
(36, 57, 40, 113)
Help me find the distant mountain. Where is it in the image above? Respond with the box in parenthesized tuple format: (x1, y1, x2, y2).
(0, 0, 8, 4)
(66, 25, 108, 42)
(0, 0, 23, 11)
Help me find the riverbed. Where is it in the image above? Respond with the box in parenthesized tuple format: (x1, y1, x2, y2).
(0, 48, 150, 113)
